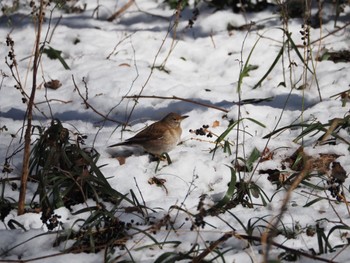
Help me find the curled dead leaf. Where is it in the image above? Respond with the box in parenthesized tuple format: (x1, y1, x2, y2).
(212, 120, 220, 128)
(119, 63, 131, 67)
(44, 79, 62, 90)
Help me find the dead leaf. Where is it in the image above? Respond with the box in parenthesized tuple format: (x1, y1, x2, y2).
(148, 176, 166, 186)
(44, 79, 62, 90)
(261, 147, 274, 161)
(212, 120, 220, 128)
(148, 176, 168, 194)
(312, 153, 339, 174)
(331, 161, 347, 182)
(119, 63, 131, 67)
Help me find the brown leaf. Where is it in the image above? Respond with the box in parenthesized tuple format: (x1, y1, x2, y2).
(148, 176, 166, 186)
(331, 162, 347, 182)
(44, 79, 62, 90)
(212, 120, 220, 128)
(118, 63, 131, 67)
(261, 147, 274, 161)
(312, 153, 339, 174)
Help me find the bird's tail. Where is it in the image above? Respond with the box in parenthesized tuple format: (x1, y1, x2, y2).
(108, 142, 127, 148)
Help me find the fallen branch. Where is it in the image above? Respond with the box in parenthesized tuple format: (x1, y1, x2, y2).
(36, 99, 72, 105)
(124, 95, 229, 113)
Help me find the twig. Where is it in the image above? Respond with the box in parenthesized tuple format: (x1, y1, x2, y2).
(124, 95, 229, 113)
(35, 99, 72, 105)
(106, 32, 135, 60)
(310, 21, 350, 46)
(124, 8, 180, 127)
(48, 14, 62, 43)
(0, 177, 22, 182)
(71, 75, 126, 125)
(261, 158, 313, 262)
(107, 0, 134, 22)
(158, 1, 183, 70)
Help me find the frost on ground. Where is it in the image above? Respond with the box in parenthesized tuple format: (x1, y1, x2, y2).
(0, 0, 350, 262)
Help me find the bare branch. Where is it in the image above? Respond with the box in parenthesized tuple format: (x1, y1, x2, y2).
(72, 75, 126, 125)
(124, 95, 229, 113)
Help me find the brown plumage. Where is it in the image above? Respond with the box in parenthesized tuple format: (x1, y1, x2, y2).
(109, 112, 188, 155)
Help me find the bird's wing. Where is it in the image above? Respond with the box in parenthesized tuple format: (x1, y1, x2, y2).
(125, 122, 166, 143)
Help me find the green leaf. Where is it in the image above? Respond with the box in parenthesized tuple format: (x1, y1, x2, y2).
(286, 32, 314, 74)
(224, 140, 232, 155)
(303, 197, 324, 207)
(293, 122, 325, 143)
(42, 46, 70, 70)
(246, 147, 261, 172)
(216, 166, 237, 208)
(245, 117, 266, 128)
(238, 38, 261, 93)
(7, 219, 27, 231)
(253, 44, 284, 89)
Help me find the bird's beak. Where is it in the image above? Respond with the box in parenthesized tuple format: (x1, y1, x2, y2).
(181, 115, 189, 120)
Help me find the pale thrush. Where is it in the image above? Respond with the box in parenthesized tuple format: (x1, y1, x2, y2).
(109, 112, 188, 155)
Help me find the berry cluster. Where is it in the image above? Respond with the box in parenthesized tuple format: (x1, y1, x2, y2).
(327, 178, 344, 202)
(327, 162, 347, 201)
(300, 24, 310, 47)
(189, 125, 213, 138)
(44, 214, 62, 231)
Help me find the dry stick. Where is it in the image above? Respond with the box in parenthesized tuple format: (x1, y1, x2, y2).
(339, 184, 350, 217)
(124, 95, 229, 113)
(327, 189, 349, 226)
(106, 32, 135, 60)
(124, 18, 179, 127)
(261, 159, 312, 263)
(36, 98, 72, 105)
(48, 14, 62, 43)
(310, 21, 350, 46)
(0, 177, 22, 182)
(71, 75, 126, 125)
(107, 0, 134, 22)
(292, 21, 350, 48)
(5, 44, 48, 120)
(158, 1, 182, 69)
(18, 0, 44, 216)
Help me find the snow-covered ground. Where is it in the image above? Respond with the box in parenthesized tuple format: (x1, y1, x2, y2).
(0, 0, 350, 262)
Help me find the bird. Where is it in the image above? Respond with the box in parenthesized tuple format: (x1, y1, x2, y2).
(109, 112, 189, 156)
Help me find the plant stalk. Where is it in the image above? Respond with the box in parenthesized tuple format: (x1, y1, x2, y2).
(18, 0, 44, 215)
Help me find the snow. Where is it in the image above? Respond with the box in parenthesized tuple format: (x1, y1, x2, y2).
(0, 0, 350, 262)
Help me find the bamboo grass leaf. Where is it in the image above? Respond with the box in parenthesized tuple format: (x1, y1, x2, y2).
(216, 166, 237, 208)
(253, 44, 285, 89)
